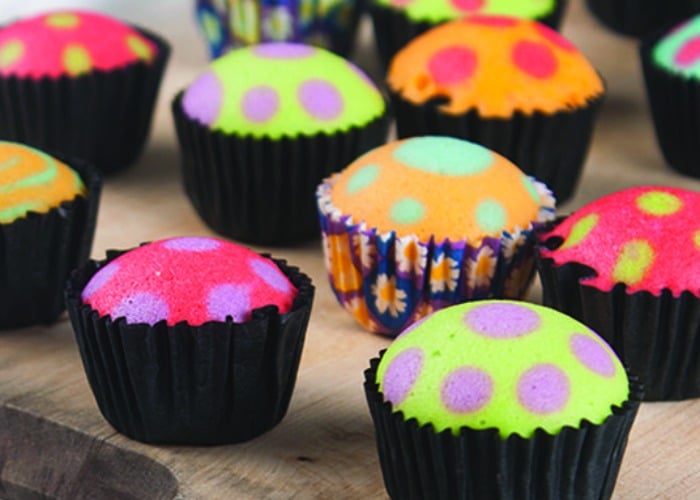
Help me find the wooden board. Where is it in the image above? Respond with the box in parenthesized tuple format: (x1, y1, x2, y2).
(1, 2, 699, 498)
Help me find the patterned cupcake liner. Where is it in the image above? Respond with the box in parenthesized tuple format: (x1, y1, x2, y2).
(316, 177, 556, 336)
(370, 2, 568, 69)
(389, 89, 603, 204)
(172, 92, 390, 246)
(585, 0, 699, 38)
(0, 27, 170, 175)
(364, 355, 643, 500)
(0, 157, 101, 329)
(65, 248, 314, 445)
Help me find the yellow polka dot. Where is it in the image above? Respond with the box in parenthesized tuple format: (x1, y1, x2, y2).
(62, 45, 92, 76)
(45, 13, 80, 29)
(126, 34, 153, 61)
(611, 239, 655, 286)
(0, 40, 24, 68)
(561, 213, 598, 249)
(693, 230, 700, 249)
(636, 191, 682, 216)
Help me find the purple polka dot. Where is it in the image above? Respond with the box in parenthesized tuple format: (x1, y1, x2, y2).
(112, 292, 169, 325)
(82, 262, 120, 301)
(298, 79, 343, 121)
(570, 333, 616, 378)
(207, 283, 251, 322)
(182, 71, 223, 126)
(253, 43, 316, 59)
(465, 302, 541, 339)
(517, 364, 570, 415)
(382, 348, 423, 406)
(248, 258, 291, 293)
(440, 366, 493, 413)
(162, 236, 221, 252)
(241, 85, 280, 123)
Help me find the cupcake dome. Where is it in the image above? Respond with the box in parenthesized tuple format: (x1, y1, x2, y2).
(374, 0, 559, 24)
(0, 141, 85, 223)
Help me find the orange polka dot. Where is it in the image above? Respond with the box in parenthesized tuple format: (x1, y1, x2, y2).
(512, 40, 558, 79)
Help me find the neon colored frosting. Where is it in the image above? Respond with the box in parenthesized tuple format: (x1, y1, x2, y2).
(328, 136, 543, 242)
(82, 236, 297, 326)
(377, 300, 628, 438)
(0, 11, 157, 78)
(181, 42, 385, 139)
(541, 186, 700, 296)
(0, 141, 85, 223)
(652, 14, 700, 78)
(388, 16, 603, 117)
(375, 0, 557, 23)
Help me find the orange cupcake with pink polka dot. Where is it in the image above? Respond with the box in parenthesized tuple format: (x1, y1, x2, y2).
(538, 186, 700, 401)
(388, 15, 604, 203)
(0, 10, 170, 173)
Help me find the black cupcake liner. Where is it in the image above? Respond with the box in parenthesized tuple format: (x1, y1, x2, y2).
(0, 156, 101, 329)
(171, 92, 390, 246)
(389, 90, 603, 204)
(364, 354, 642, 500)
(585, 0, 700, 38)
(0, 27, 170, 175)
(370, 1, 568, 69)
(65, 249, 314, 445)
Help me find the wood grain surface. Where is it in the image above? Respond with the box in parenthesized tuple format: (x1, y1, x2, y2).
(1, 1, 699, 498)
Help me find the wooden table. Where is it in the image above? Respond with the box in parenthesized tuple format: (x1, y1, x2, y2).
(1, 1, 699, 498)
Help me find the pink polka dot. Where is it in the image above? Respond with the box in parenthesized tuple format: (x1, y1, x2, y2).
(298, 79, 343, 121)
(182, 71, 223, 126)
(451, 0, 484, 12)
(253, 43, 315, 59)
(162, 237, 221, 252)
(428, 46, 477, 86)
(82, 262, 120, 301)
(467, 15, 519, 28)
(206, 283, 251, 322)
(517, 364, 570, 414)
(440, 366, 493, 413)
(512, 40, 558, 79)
(249, 258, 291, 293)
(241, 85, 280, 123)
(113, 292, 169, 325)
(675, 36, 700, 67)
(464, 302, 541, 339)
(535, 23, 576, 52)
(382, 348, 423, 406)
(570, 333, 616, 378)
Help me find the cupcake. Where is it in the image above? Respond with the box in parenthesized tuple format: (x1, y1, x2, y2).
(317, 135, 555, 336)
(387, 16, 604, 203)
(370, 0, 568, 67)
(172, 42, 388, 245)
(65, 236, 314, 445)
(194, 0, 366, 58)
(0, 10, 170, 174)
(585, 0, 700, 38)
(365, 300, 642, 500)
(641, 14, 700, 177)
(0, 141, 100, 329)
(538, 186, 700, 401)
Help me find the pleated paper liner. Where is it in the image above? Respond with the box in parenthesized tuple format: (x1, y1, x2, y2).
(0, 27, 170, 175)
(316, 178, 556, 336)
(0, 156, 101, 329)
(65, 249, 314, 445)
(389, 90, 603, 204)
(585, 0, 700, 38)
(172, 92, 390, 246)
(364, 355, 643, 500)
(370, 1, 569, 69)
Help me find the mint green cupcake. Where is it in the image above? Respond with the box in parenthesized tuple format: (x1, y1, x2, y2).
(172, 42, 388, 245)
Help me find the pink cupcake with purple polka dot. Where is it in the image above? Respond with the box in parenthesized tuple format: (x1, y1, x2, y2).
(65, 236, 314, 445)
(364, 300, 642, 499)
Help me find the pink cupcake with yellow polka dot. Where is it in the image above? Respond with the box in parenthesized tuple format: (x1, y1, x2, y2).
(0, 10, 169, 173)
(65, 236, 314, 444)
(538, 186, 700, 401)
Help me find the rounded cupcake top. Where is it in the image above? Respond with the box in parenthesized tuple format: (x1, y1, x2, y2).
(82, 236, 297, 326)
(327, 136, 548, 242)
(375, 0, 557, 23)
(541, 186, 700, 296)
(388, 16, 603, 117)
(181, 42, 385, 139)
(0, 141, 85, 223)
(652, 14, 700, 78)
(377, 300, 629, 438)
(0, 10, 157, 78)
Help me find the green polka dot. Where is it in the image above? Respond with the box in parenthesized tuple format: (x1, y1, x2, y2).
(390, 197, 426, 225)
(346, 164, 380, 194)
(45, 13, 80, 29)
(636, 191, 683, 216)
(522, 176, 540, 203)
(63, 45, 92, 76)
(476, 199, 507, 234)
(0, 40, 23, 68)
(126, 34, 152, 61)
(611, 239, 655, 285)
(392, 136, 494, 176)
(561, 213, 599, 249)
